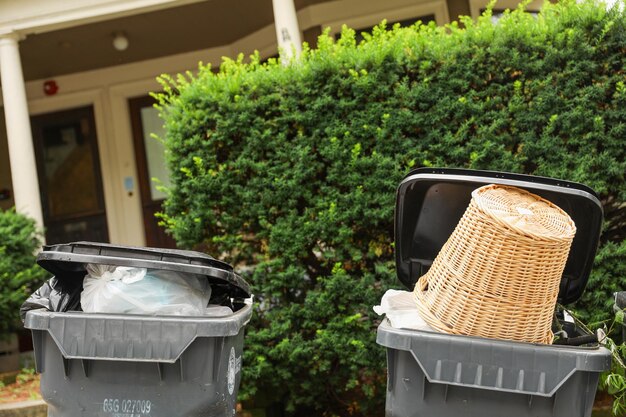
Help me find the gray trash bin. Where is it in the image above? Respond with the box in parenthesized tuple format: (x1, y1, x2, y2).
(24, 242, 252, 417)
(377, 168, 611, 417)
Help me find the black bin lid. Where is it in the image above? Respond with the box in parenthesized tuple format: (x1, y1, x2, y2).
(37, 241, 251, 299)
(395, 168, 603, 304)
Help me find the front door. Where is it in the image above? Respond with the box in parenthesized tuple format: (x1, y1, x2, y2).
(128, 95, 176, 248)
(31, 106, 109, 244)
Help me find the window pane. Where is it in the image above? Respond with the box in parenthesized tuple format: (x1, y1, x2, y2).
(140, 106, 171, 201)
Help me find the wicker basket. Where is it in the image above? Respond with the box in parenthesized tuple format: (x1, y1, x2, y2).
(413, 184, 576, 344)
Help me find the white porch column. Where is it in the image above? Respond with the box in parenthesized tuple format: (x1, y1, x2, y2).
(271, 0, 302, 62)
(0, 33, 44, 231)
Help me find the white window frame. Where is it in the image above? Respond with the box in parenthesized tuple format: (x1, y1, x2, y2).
(469, 0, 544, 19)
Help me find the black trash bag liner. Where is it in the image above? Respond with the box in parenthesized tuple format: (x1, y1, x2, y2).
(209, 283, 236, 311)
(20, 277, 83, 320)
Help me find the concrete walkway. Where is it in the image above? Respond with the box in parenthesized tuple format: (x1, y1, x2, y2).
(0, 400, 45, 417)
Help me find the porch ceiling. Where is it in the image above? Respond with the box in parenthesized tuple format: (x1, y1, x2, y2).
(18, 0, 332, 82)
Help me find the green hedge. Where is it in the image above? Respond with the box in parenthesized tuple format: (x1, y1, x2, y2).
(0, 209, 48, 336)
(155, 1, 626, 415)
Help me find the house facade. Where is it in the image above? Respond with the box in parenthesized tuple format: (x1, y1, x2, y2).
(0, 0, 541, 247)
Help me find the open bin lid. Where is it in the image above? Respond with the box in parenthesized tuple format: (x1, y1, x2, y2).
(37, 241, 251, 299)
(395, 168, 603, 304)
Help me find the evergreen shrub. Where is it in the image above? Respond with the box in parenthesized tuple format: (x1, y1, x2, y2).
(155, 1, 626, 414)
(0, 209, 47, 337)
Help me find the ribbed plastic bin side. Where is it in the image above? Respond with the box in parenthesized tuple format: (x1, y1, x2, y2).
(25, 304, 252, 417)
(377, 320, 611, 417)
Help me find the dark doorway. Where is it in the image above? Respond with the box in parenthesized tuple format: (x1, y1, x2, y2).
(31, 106, 109, 244)
(128, 95, 176, 249)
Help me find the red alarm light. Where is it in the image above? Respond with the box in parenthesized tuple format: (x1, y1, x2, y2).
(43, 80, 58, 96)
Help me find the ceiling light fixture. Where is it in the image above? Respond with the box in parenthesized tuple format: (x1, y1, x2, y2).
(112, 32, 129, 51)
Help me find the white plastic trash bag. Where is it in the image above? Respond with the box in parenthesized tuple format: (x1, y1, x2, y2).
(373, 289, 436, 332)
(81, 264, 211, 316)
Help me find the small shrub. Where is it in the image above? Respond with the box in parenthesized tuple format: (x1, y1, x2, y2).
(0, 209, 48, 336)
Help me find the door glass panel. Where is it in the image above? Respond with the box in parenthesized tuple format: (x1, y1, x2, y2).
(42, 120, 99, 217)
(139, 107, 171, 201)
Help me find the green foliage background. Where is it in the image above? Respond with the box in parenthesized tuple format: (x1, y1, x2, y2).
(155, 1, 626, 415)
(0, 209, 48, 336)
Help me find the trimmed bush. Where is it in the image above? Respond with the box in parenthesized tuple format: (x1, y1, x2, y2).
(0, 209, 48, 337)
(155, 1, 626, 415)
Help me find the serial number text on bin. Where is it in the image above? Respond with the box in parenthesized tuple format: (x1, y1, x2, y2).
(102, 398, 152, 416)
